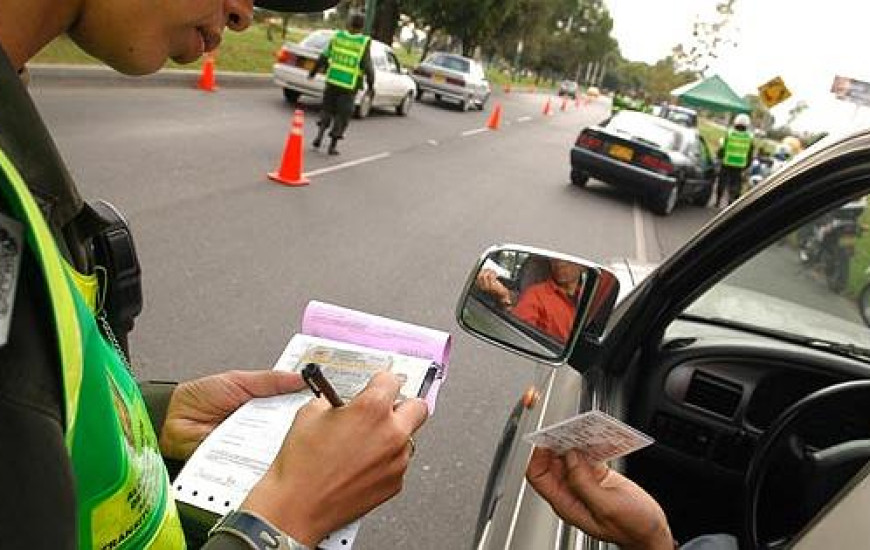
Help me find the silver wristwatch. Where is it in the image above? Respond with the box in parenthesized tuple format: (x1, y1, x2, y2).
(209, 510, 313, 550)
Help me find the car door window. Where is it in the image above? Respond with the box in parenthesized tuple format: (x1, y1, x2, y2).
(674, 194, 870, 359)
(385, 52, 401, 74)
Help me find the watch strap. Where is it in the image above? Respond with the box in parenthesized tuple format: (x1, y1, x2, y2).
(209, 510, 312, 550)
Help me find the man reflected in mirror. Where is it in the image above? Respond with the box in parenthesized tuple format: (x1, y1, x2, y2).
(476, 258, 584, 343)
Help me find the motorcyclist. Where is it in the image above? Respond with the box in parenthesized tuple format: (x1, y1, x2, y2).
(714, 113, 754, 208)
(0, 1, 427, 548)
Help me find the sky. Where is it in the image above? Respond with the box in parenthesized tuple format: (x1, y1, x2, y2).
(603, 0, 870, 134)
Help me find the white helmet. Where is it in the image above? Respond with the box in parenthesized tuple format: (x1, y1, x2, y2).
(734, 113, 751, 128)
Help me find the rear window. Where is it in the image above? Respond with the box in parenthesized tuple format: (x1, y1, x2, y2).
(606, 112, 682, 151)
(300, 31, 333, 51)
(426, 54, 471, 74)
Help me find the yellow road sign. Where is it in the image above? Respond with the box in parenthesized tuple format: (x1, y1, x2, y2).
(758, 76, 792, 108)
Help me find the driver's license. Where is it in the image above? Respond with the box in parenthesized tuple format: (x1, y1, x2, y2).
(524, 410, 654, 462)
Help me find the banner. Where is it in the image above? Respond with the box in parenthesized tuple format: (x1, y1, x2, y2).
(831, 75, 870, 107)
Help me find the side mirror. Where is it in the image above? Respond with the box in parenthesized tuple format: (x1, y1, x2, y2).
(456, 245, 620, 365)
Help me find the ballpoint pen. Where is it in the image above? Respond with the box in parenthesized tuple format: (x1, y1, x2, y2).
(301, 362, 345, 407)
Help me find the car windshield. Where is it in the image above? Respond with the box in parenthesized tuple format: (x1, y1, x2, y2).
(300, 30, 333, 51)
(665, 111, 695, 126)
(606, 112, 682, 150)
(680, 195, 870, 359)
(427, 54, 471, 73)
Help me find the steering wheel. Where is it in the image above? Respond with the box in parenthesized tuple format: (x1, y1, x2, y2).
(742, 380, 870, 549)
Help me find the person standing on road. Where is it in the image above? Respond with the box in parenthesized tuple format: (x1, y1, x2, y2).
(0, 1, 427, 549)
(308, 11, 375, 156)
(715, 113, 754, 208)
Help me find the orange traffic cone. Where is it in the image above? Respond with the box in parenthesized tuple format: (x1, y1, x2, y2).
(268, 110, 309, 187)
(198, 54, 217, 92)
(542, 98, 552, 116)
(560, 97, 568, 112)
(486, 103, 503, 130)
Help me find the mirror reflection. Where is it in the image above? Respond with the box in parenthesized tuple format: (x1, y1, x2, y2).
(459, 247, 618, 363)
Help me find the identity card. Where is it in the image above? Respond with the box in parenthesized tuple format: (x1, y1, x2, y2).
(524, 410, 654, 462)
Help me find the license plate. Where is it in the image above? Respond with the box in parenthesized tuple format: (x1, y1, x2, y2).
(433, 74, 446, 84)
(609, 144, 634, 162)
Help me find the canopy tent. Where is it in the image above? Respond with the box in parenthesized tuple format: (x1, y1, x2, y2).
(670, 75, 752, 114)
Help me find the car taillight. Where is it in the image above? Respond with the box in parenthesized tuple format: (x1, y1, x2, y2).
(639, 154, 674, 174)
(447, 76, 465, 87)
(276, 49, 294, 64)
(576, 132, 603, 150)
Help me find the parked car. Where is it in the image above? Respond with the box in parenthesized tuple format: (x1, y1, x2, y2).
(570, 109, 716, 215)
(658, 104, 699, 128)
(272, 30, 416, 118)
(412, 52, 491, 112)
(557, 80, 579, 99)
(458, 128, 870, 550)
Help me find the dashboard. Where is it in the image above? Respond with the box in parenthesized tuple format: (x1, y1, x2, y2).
(624, 319, 870, 540)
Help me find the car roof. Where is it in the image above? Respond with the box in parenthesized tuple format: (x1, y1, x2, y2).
(609, 110, 697, 137)
(427, 51, 476, 63)
(291, 29, 391, 51)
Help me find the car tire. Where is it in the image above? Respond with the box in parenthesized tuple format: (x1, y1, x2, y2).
(283, 89, 300, 104)
(416, 87, 424, 101)
(859, 284, 870, 327)
(354, 92, 372, 119)
(434, 93, 442, 102)
(396, 93, 413, 116)
(570, 170, 589, 187)
(692, 182, 714, 207)
(651, 184, 678, 216)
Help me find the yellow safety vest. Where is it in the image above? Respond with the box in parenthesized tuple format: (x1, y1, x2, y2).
(326, 30, 370, 90)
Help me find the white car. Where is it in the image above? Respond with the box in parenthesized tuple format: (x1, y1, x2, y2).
(273, 30, 417, 118)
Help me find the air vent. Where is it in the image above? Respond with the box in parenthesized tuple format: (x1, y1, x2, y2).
(684, 371, 742, 419)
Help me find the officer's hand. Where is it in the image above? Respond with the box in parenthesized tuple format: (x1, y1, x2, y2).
(242, 372, 428, 548)
(159, 370, 305, 460)
(476, 269, 512, 307)
(527, 448, 673, 550)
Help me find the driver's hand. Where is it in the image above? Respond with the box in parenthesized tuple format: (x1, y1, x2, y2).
(527, 448, 674, 550)
(242, 372, 428, 548)
(476, 269, 512, 307)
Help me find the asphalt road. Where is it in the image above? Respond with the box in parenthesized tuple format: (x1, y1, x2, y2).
(31, 79, 714, 550)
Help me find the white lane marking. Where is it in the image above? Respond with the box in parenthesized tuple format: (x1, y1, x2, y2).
(427, 139, 439, 146)
(303, 152, 391, 178)
(633, 200, 648, 263)
(517, 116, 532, 123)
(461, 128, 489, 137)
(504, 369, 558, 549)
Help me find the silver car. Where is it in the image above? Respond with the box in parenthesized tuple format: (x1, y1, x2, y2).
(273, 30, 417, 118)
(412, 52, 491, 112)
(458, 129, 870, 549)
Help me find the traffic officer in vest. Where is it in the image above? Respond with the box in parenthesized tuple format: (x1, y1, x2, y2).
(714, 113, 754, 207)
(0, 1, 428, 549)
(308, 11, 375, 155)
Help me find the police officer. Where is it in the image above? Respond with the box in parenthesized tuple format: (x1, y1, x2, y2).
(0, 1, 427, 549)
(308, 11, 375, 156)
(715, 113, 754, 207)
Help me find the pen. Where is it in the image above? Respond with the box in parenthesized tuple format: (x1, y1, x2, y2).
(301, 362, 345, 407)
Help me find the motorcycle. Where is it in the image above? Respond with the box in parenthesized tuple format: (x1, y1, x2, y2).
(798, 199, 865, 292)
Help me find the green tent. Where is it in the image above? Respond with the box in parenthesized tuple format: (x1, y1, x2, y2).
(670, 75, 751, 114)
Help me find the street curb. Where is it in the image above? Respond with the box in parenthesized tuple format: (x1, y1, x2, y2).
(28, 64, 273, 89)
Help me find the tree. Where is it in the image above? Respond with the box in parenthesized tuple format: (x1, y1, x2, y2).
(672, 0, 739, 75)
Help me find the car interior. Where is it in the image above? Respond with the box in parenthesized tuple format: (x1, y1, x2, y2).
(622, 195, 870, 546)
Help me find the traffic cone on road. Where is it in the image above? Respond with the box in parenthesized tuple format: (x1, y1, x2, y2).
(486, 103, 503, 130)
(542, 98, 552, 116)
(197, 53, 217, 92)
(268, 110, 309, 187)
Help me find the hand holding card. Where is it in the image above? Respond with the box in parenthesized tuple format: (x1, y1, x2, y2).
(523, 410, 653, 462)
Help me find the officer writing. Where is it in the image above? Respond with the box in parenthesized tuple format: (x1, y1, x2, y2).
(0, 1, 426, 549)
(308, 11, 375, 156)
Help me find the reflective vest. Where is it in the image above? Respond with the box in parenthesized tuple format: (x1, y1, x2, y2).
(325, 30, 370, 90)
(0, 148, 186, 549)
(722, 129, 752, 168)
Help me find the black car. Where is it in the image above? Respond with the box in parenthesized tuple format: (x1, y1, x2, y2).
(570, 110, 716, 215)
